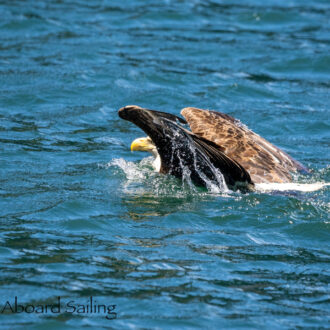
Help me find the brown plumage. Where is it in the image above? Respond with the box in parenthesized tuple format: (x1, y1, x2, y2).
(181, 107, 307, 183)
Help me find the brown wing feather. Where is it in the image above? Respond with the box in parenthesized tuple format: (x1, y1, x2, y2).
(181, 107, 307, 183)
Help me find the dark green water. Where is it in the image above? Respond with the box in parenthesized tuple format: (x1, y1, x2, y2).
(0, 0, 329, 328)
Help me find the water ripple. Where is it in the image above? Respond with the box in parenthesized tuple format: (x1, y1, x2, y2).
(0, 0, 329, 328)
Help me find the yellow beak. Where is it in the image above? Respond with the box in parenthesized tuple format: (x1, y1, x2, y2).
(130, 137, 155, 152)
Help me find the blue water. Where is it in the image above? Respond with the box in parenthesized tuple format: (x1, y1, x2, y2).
(0, 0, 329, 328)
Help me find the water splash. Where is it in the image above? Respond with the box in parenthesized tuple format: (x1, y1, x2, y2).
(161, 123, 229, 194)
(108, 157, 149, 181)
(187, 137, 229, 194)
(107, 156, 232, 198)
(108, 156, 329, 200)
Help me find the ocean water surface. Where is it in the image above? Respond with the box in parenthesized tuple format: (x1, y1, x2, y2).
(0, 0, 329, 328)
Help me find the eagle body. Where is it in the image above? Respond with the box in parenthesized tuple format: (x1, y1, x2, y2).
(118, 105, 307, 191)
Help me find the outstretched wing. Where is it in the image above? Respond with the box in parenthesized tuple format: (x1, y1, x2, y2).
(181, 107, 307, 183)
(118, 105, 252, 189)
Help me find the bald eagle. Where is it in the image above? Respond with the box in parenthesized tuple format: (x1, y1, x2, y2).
(118, 105, 308, 191)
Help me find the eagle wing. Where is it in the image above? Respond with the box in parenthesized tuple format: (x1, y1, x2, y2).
(181, 107, 307, 183)
(118, 105, 252, 189)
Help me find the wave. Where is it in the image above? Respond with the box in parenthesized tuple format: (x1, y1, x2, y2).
(107, 158, 329, 196)
(105, 157, 232, 197)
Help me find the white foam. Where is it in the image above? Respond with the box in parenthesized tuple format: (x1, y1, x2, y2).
(255, 182, 329, 192)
